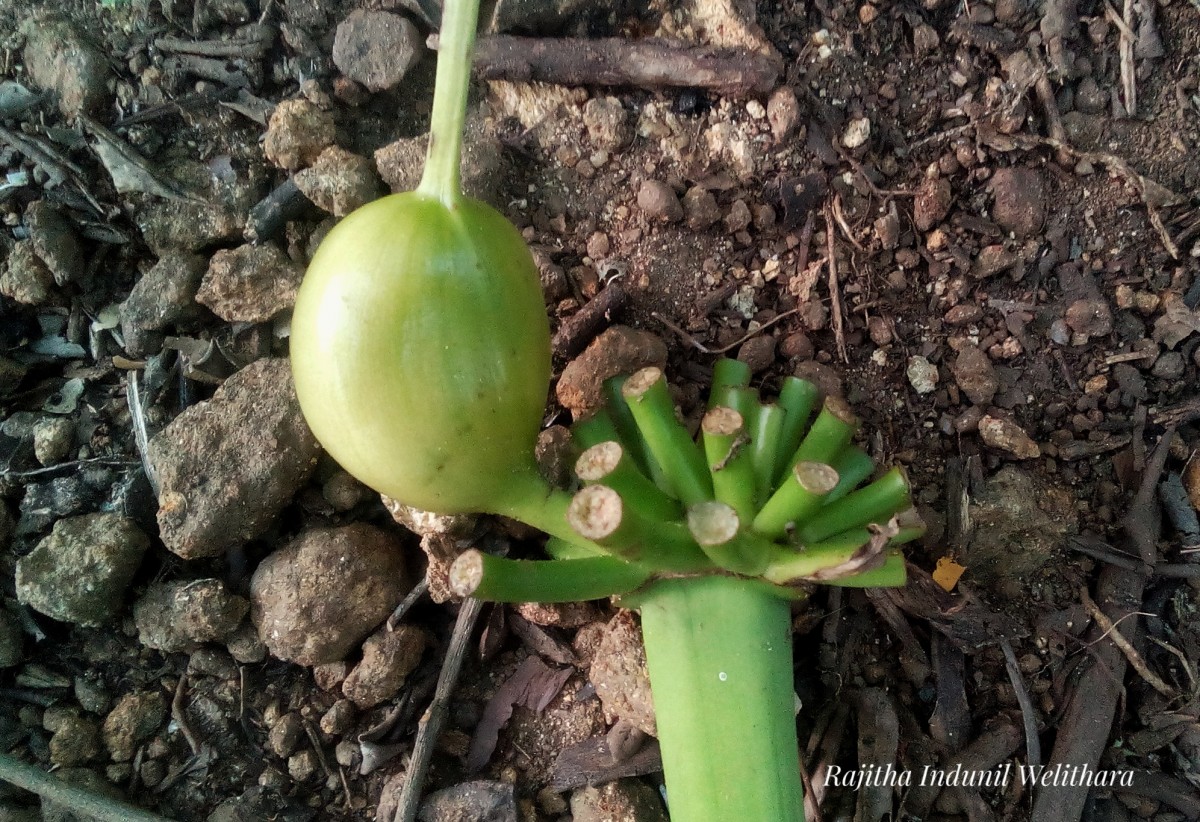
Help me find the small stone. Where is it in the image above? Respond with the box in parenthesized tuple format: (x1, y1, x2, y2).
(263, 99, 336, 171)
(590, 612, 655, 736)
(119, 251, 206, 355)
(1075, 77, 1107, 114)
(293, 146, 383, 217)
(1064, 298, 1113, 340)
(779, 331, 814, 360)
(1151, 351, 1185, 380)
(49, 715, 101, 767)
(133, 579, 249, 653)
(586, 232, 610, 260)
(342, 624, 427, 708)
(682, 186, 721, 231)
(637, 180, 683, 223)
(102, 691, 167, 762)
(866, 316, 893, 346)
(513, 601, 600, 629)
(949, 344, 998, 405)
(313, 661, 351, 691)
(269, 712, 305, 758)
(990, 167, 1046, 237)
(32, 417, 74, 465)
(842, 117, 872, 149)
(0, 241, 58, 306)
(149, 359, 319, 559)
(737, 335, 776, 373)
(979, 415, 1040, 459)
(944, 304, 984, 326)
(858, 3, 880, 23)
(874, 209, 900, 250)
(974, 245, 1020, 278)
(724, 199, 753, 233)
(250, 524, 411, 666)
(322, 471, 371, 512)
(332, 10, 424, 93)
(21, 15, 111, 117)
(556, 326, 668, 418)
(906, 356, 939, 394)
(967, 466, 1075, 586)
(320, 699, 357, 737)
(419, 780, 517, 822)
(582, 97, 631, 151)
(288, 749, 320, 782)
(571, 780, 668, 822)
(16, 514, 149, 626)
(25, 202, 84, 286)
(197, 244, 304, 324)
(766, 87, 802, 143)
(913, 176, 953, 231)
(225, 622, 268, 664)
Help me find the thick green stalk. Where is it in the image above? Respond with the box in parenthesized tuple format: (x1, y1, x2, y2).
(576, 441, 682, 522)
(707, 358, 752, 408)
(450, 550, 650, 602)
(622, 368, 713, 506)
(417, 0, 480, 204)
(701, 406, 756, 522)
(637, 576, 805, 822)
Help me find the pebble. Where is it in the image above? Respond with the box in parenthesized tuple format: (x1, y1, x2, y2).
(319, 699, 357, 736)
(513, 600, 600, 629)
(571, 780, 668, 822)
(132, 579, 250, 653)
(590, 611, 655, 737)
(944, 303, 983, 326)
(16, 514, 149, 627)
(322, 470, 371, 512)
(736, 335, 777, 373)
(102, 690, 166, 762)
(293, 146, 383, 217)
(906, 355, 939, 394)
(269, 712, 305, 758)
(874, 209, 900, 250)
(418, 780, 518, 822)
(21, 14, 112, 117)
(974, 245, 1020, 278)
(1064, 298, 1113, 340)
(967, 466, 1075, 586)
(342, 624, 427, 708)
(250, 523, 411, 666)
(149, 358, 320, 559)
(682, 186, 721, 230)
(582, 97, 632, 151)
(262, 98, 335, 171)
(989, 168, 1046, 237)
(637, 180, 683, 223)
(332, 10, 424, 93)
(913, 176, 953, 231)
(842, 117, 872, 149)
(32, 417, 74, 465)
(225, 623, 268, 664)
(724, 199, 753, 233)
(196, 244, 304, 324)
(978, 415, 1040, 459)
(1075, 76, 1107, 114)
(49, 714, 101, 767)
(766, 87, 802, 142)
(949, 344, 998, 405)
(25, 202, 84, 286)
(287, 749, 320, 783)
(119, 251, 206, 356)
(556, 326, 668, 418)
(1151, 350, 1185, 380)
(780, 331, 814, 360)
(0, 241, 58, 306)
(866, 316, 893, 346)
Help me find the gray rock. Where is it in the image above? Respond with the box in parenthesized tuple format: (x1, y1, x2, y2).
(134, 198, 245, 255)
(73, 677, 111, 715)
(102, 691, 167, 762)
(120, 251, 207, 355)
(418, 781, 517, 822)
(225, 622, 268, 664)
(375, 113, 504, 199)
(967, 466, 1075, 586)
(556, 326, 668, 418)
(571, 780, 669, 822)
(989, 167, 1045, 237)
(332, 10, 424, 93)
(682, 186, 720, 230)
(133, 579, 249, 653)
(978, 415, 1040, 459)
(342, 624, 427, 708)
(21, 15, 111, 117)
(582, 97, 631, 151)
(637, 180, 683, 223)
(16, 514, 149, 626)
(294, 146, 383, 217)
(590, 611, 655, 737)
(148, 358, 319, 559)
(48, 714, 101, 767)
(196, 244, 304, 324)
(263, 99, 336, 171)
(250, 524, 411, 665)
(25, 202, 84, 286)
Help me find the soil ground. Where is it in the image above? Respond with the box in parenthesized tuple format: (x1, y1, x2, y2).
(0, 0, 1198, 820)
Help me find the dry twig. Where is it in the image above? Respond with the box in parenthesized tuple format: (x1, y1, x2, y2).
(1079, 587, 1175, 698)
(823, 201, 849, 364)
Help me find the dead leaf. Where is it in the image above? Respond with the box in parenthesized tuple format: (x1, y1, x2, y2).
(466, 655, 573, 772)
(84, 118, 202, 202)
(1152, 292, 1200, 349)
(932, 556, 967, 592)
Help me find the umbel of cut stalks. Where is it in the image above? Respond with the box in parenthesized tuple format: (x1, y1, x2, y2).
(451, 360, 922, 822)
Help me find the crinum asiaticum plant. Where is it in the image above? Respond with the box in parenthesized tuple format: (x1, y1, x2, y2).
(288, 1, 921, 818)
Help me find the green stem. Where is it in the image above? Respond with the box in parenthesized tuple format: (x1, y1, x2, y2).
(622, 368, 713, 506)
(417, 0, 480, 205)
(775, 377, 819, 483)
(748, 402, 785, 505)
(567, 485, 713, 573)
(796, 466, 911, 544)
(707, 358, 752, 408)
(826, 445, 874, 503)
(686, 500, 771, 575)
(824, 552, 907, 587)
(785, 397, 858, 470)
(637, 577, 805, 822)
(752, 461, 839, 539)
(450, 550, 650, 601)
(701, 406, 756, 522)
(576, 441, 682, 521)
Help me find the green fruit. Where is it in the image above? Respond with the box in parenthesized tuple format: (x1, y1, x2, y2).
(290, 191, 551, 514)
